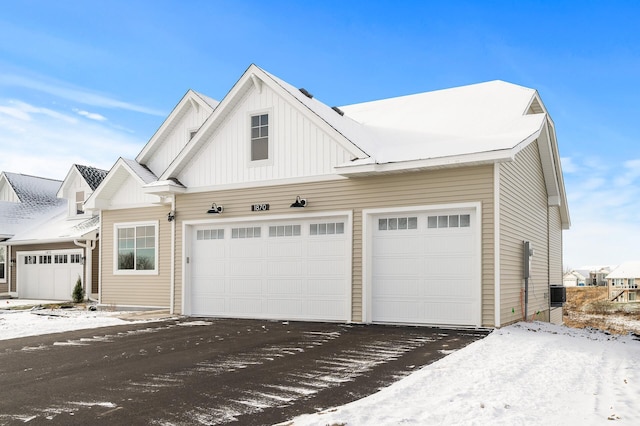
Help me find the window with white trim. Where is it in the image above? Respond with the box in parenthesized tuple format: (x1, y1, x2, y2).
(54, 254, 68, 264)
(70, 254, 81, 264)
(232, 227, 261, 239)
(0, 246, 5, 281)
(378, 217, 417, 231)
(613, 278, 624, 287)
(310, 222, 345, 235)
(250, 114, 269, 161)
(76, 191, 85, 215)
(116, 223, 157, 272)
(269, 224, 301, 237)
(24, 256, 37, 265)
(39, 255, 52, 264)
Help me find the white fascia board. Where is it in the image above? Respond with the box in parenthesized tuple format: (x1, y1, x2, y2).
(8, 237, 77, 246)
(56, 166, 81, 198)
(136, 90, 212, 164)
(181, 173, 347, 194)
(335, 149, 516, 176)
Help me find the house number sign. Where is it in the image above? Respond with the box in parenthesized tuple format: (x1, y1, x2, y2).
(251, 203, 270, 211)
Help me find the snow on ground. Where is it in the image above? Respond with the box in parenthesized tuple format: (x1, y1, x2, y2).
(287, 322, 640, 426)
(2, 301, 640, 425)
(0, 300, 135, 341)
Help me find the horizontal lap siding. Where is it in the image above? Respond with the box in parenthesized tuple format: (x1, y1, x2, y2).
(173, 165, 495, 325)
(499, 141, 549, 325)
(100, 206, 171, 308)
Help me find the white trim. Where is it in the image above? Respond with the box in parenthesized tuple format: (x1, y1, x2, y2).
(169, 196, 176, 315)
(362, 202, 482, 326)
(181, 210, 353, 320)
(494, 163, 501, 327)
(183, 174, 347, 194)
(0, 245, 6, 283)
(112, 220, 160, 276)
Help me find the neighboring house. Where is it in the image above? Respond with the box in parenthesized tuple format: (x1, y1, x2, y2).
(591, 266, 611, 286)
(85, 64, 570, 328)
(607, 262, 640, 303)
(563, 269, 589, 287)
(0, 165, 107, 300)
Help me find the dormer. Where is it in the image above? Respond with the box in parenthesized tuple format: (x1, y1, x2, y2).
(57, 165, 108, 219)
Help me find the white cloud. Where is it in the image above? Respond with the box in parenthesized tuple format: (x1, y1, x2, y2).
(0, 99, 143, 179)
(0, 73, 165, 116)
(563, 154, 640, 267)
(560, 156, 577, 173)
(74, 109, 108, 122)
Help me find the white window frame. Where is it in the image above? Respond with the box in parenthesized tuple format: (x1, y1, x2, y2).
(0, 246, 6, 283)
(248, 109, 273, 166)
(113, 221, 159, 275)
(75, 191, 85, 215)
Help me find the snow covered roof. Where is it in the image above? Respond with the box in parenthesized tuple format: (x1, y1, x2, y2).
(606, 262, 640, 279)
(337, 80, 545, 164)
(8, 213, 99, 245)
(0, 172, 66, 239)
(74, 164, 108, 191)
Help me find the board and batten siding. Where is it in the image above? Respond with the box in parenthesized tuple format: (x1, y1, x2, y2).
(499, 140, 551, 325)
(145, 102, 212, 176)
(177, 83, 355, 188)
(548, 206, 563, 285)
(172, 165, 495, 326)
(100, 206, 172, 308)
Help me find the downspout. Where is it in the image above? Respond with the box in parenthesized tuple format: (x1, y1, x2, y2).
(170, 195, 176, 315)
(73, 238, 97, 302)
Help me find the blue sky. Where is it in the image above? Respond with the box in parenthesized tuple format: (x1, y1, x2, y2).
(0, 0, 638, 268)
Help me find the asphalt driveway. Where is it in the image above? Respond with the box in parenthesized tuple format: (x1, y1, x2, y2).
(0, 317, 488, 425)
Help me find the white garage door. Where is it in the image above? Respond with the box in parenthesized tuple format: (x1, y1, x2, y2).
(187, 217, 350, 321)
(17, 250, 84, 300)
(371, 209, 480, 326)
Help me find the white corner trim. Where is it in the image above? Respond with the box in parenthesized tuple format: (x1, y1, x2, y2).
(494, 163, 501, 327)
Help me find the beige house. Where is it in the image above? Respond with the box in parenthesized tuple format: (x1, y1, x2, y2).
(86, 64, 570, 328)
(607, 262, 640, 303)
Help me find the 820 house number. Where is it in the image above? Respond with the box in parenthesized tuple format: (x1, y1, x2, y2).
(251, 203, 269, 211)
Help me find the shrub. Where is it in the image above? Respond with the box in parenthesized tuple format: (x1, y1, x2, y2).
(72, 276, 85, 303)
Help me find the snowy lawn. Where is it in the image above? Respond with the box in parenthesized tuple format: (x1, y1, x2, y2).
(286, 322, 640, 426)
(0, 300, 139, 341)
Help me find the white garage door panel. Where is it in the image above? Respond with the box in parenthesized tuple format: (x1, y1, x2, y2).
(189, 217, 350, 321)
(17, 251, 83, 300)
(371, 209, 480, 326)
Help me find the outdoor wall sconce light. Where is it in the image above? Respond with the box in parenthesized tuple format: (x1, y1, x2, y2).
(290, 196, 307, 208)
(167, 211, 175, 222)
(10, 259, 16, 267)
(207, 203, 224, 214)
(81, 256, 86, 265)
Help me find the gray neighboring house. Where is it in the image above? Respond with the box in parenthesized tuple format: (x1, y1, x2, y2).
(0, 165, 107, 300)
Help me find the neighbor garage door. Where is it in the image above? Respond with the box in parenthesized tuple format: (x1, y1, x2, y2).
(187, 216, 350, 321)
(371, 208, 480, 326)
(17, 250, 84, 300)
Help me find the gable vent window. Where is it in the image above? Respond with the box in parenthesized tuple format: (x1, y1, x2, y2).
(250, 114, 269, 161)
